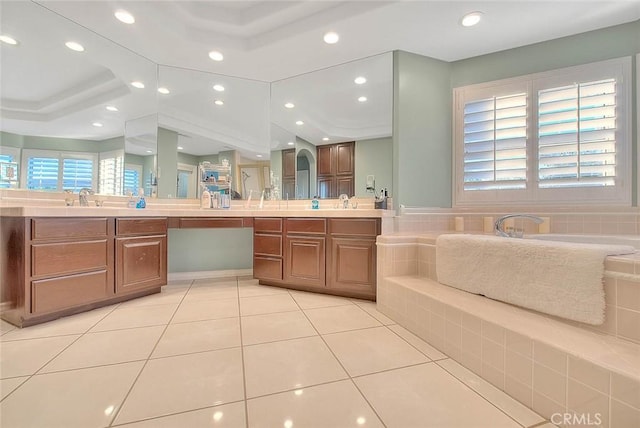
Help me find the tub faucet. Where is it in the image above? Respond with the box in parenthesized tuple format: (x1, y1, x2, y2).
(78, 188, 94, 207)
(495, 214, 543, 237)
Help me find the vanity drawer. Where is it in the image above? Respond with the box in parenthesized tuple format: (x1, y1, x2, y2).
(253, 257, 283, 281)
(254, 218, 282, 233)
(285, 218, 326, 235)
(116, 218, 167, 236)
(254, 234, 282, 257)
(31, 240, 108, 277)
(31, 270, 108, 314)
(179, 217, 244, 229)
(329, 218, 379, 237)
(31, 218, 108, 240)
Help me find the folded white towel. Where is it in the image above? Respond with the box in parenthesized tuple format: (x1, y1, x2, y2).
(436, 234, 635, 325)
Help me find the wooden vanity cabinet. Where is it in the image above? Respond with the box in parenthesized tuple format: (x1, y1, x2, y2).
(1, 216, 167, 327)
(316, 142, 354, 198)
(253, 218, 284, 281)
(115, 218, 167, 295)
(253, 217, 379, 300)
(282, 149, 296, 200)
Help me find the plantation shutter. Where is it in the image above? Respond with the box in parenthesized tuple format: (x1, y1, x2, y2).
(62, 158, 94, 191)
(99, 153, 124, 195)
(27, 156, 59, 190)
(463, 93, 528, 191)
(537, 79, 617, 188)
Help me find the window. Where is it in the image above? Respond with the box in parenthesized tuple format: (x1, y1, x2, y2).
(21, 149, 97, 192)
(124, 164, 142, 196)
(0, 146, 21, 188)
(454, 57, 631, 206)
(98, 150, 124, 195)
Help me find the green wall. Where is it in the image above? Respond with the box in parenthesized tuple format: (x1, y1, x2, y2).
(354, 137, 392, 197)
(296, 137, 317, 199)
(157, 127, 178, 198)
(393, 50, 452, 208)
(168, 228, 253, 272)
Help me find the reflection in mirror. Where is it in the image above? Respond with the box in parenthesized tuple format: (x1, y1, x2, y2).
(124, 114, 158, 197)
(270, 52, 393, 199)
(0, 1, 157, 196)
(157, 66, 270, 199)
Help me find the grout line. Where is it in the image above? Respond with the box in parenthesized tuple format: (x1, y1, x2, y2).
(234, 277, 251, 428)
(0, 303, 118, 403)
(107, 279, 193, 427)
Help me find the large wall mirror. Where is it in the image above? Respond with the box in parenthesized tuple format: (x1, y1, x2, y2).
(0, 1, 157, 196)
(270, 52, 393, 199)
(157, 66, 270, 199)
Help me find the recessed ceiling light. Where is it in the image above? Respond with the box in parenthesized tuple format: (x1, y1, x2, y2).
(92, 122, 103, 127)
(295, 120, 304, 125)
(284, 102, 295, 109)
(157, 87, 170, 94)
(256, 154, 263, 158)
(146, 150, 153, 153)
(209, 50, 224, 61)
(214, 99, 224, 106)
(106, 105, 118, 112)
(461, 11, 483, 27)
(287, 141, 295, 146)
(115, 9, 135, 24)
(0, 35, 18, 45)
(323, 31, 339, 44)
(358, 96, 367, 102)
(213, 84, 225, 92)
(177, 146, 184, 150)
(322, 137, 329, 141)
(65, 41, 85, 52)
(354, 76, 367, 85)
(131, 81, 145, 89)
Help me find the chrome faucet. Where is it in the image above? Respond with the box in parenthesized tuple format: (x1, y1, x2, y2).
(78, 188, 94, 207)
(495, 214, 543, 237)
(339, 194, 349, 209)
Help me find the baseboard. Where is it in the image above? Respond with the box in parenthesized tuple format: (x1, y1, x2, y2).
(167, 269, 254, 282)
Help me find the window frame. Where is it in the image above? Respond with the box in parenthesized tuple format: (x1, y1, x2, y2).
(20, 148, 98, 192)
(453, 57, 632, 207)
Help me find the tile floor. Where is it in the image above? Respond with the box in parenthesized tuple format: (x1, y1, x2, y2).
(0, 276, 553, 428)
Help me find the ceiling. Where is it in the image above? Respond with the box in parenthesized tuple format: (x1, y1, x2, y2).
(36, 0, 640, 82)
(1, 1, 638, 158)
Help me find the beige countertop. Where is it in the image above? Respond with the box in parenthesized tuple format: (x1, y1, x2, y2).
(0, 205, 395, 218)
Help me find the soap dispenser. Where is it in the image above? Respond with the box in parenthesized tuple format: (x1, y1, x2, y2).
(135, 188, 146, 209)
(201, 188, 211, 209)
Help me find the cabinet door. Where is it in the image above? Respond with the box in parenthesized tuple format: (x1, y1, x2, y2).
(327, 237, 376, 298)
(282, 178, 296, 200)
(115, 235, 167, 294)
(284, 236, 325, 288)
(316, 145, 334, 176)
(317, 177, 335, 199)
(336, 142, 354, 175)
(336, 176, 354, 198)
(282, 149, 296, 179)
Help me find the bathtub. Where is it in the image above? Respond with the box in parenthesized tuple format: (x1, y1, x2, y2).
(527, 233, 640, 250)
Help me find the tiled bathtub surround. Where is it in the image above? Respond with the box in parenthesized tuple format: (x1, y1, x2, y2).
(394, 209, 640, 236)
(377, 235, 640, 427)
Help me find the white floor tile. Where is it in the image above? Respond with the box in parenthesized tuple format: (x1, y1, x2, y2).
(1, 306, 115, 341)
(113, 348, 245, 425)
(0, 335, 79, 378)
(183, 280, 238, 302)
(0, 376, 28, 400)
(1, 361, 144, 428)
(0, 320, 17, 336)
(304, 304, 381, 334)
(241, 311, 317, 345)
(171, 298, 239, 323)
(354, 301, 396, 325)
(355, 363, 521, 428)
(240, 294, 300, 316)
(90, 304, 177, 332)
(238, 280, 288, 297)
(290, 290, 355, 309)
(388, 324, 448, 360)
(247, 380, 384, 428)
(117, 287, 187, 308)
(438, 358, 545, 427)
(324, 326, 429, 376)
(152, 318, 241, 358)
(41, 326, 164, 373)
(243, 336, 347, 398)
(115, 402, 246, 427)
